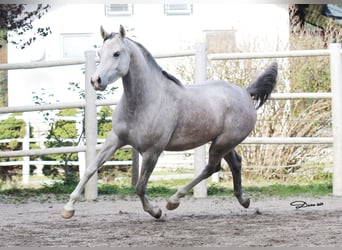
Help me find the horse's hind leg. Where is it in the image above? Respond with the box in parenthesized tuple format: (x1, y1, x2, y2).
(61, 131, 123, 219)
(223, 149, 250, 208)
(166, 147, 222, 211)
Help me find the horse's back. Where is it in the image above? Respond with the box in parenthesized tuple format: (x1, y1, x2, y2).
(186, 80, 254, 110)
(190, 79, 257, 127)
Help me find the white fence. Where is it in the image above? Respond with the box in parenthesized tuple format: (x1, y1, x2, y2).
(0, 42, 341, 198)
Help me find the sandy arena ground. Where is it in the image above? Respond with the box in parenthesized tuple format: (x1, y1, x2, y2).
(1, 195, 342, 247)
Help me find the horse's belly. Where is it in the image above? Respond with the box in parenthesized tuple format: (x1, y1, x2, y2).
(165, 122, 220, 151)
(165, 136, 212, 151)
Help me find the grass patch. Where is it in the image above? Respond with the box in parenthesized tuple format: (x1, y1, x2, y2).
(99, 184, 136, 195)
(245, 182, 332, 199)
(206, 181, 332, 199)
(0, 180, 332, 204)
(0, 168, 333, 203)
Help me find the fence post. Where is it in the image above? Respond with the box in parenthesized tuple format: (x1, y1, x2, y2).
(330, 43, 342, 196)
(76, 114, 86, 179)
(84, 50, 98, 200)
(22, 113, 30, 184)
(131, 149, 140, 186)
(193, 41, 207, 198)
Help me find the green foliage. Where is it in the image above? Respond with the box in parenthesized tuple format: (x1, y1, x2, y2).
(0, 181, 332, 202)
(0, 114, 40, 180)
(43, 172, 80, 193)
(0, 114, 26, 163)
(0, 69, 8, 107)
(42, 108, 79, 165)
(0, 114, 25, 141)
(59, 108, 78, 116)
(245, 182, 332, 199)
(33, 89, 82, 177)
(31, 82, 121, 182)
(0, 4, 51, 49)
(98, 184, 136, 196)
(207, 184, 233, 196)
(145, 186, 177, 197)
(98, 106, 113, 139)
(98, 148, 133, 183)
(113, 148, 132, 161)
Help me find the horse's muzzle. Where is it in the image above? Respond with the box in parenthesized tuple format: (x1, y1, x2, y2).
(90, 76, 103, 91)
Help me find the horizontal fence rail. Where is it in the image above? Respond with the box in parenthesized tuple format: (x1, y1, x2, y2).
(208, 49, 333, 60)
(0, 50, 196, 71)
(0, 160, 132, 167)
(242, 137, 333, 144)
(0, 93, 332, 114)
(0, 99, 119, 114)
(270, 92, 332, 99)
(0, 144, 132, 158)
(0, 58, 86, 70)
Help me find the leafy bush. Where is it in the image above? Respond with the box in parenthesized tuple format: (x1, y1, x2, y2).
(0, 114, 38, 181)
(0, 114, 25, 141)
(40, 108, 80, 179)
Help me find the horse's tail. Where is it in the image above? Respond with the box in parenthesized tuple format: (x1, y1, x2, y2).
(246, 62, 278, 109)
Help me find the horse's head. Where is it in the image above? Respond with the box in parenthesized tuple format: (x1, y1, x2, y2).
(91, 25, 130, 91)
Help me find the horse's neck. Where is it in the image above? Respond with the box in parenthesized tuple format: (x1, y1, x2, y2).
(122, 44, 162, 109)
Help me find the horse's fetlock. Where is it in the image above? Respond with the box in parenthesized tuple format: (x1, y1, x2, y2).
(177, 188, 187, 198)
(136, 187, 145, 197)
(234, 191, 242, 198)
(70, 192, 80, 201)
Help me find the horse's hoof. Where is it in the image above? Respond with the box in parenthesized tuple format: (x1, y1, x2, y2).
(166, 201, 180, 210)
(61, 209, 75, 219)
(153, 208, 162, 219)
(240, 198, 250, 209)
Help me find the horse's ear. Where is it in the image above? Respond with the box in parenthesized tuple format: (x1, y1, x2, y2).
(119, 25, 126, 38)
(100, 25, 108, 40)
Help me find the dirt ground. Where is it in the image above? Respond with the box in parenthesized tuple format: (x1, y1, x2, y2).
(1, 194, 342, 247)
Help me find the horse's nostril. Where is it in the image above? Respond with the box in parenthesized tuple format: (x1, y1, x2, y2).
(98, 77, 101, 84)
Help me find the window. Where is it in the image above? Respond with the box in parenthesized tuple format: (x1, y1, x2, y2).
(164, 4, 193, 16)
(105, 4, 134, 16)
(61, 33, 93, 59)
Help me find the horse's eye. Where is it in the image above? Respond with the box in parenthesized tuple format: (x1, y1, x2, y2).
(113, 51, 121, 58)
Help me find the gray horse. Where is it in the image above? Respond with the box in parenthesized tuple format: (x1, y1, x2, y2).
(61, 25, 278, 219)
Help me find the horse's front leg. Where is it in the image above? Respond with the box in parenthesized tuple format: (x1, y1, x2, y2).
(135, 150, 162, 219)
(61, 131, 123, 219)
